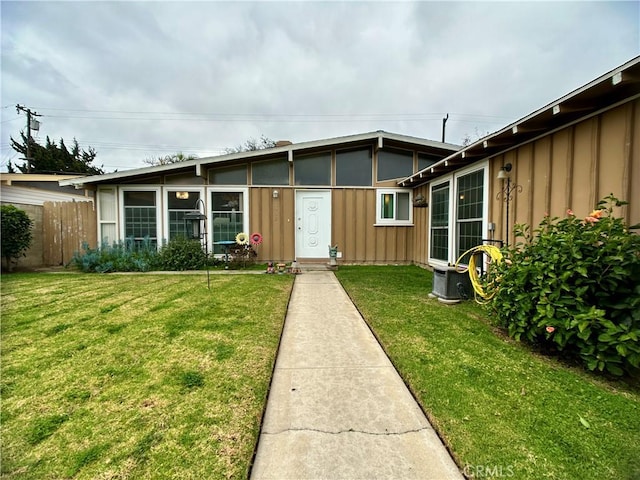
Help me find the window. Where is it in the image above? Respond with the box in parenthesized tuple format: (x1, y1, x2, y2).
(252, 158, 289, 185)
(376, 189, 412, 225)
(98, 187, 117, 245)
(294, 152, 331, 185)
(211, 190, 246, 254)
(166, 190, 201, 240)
(430, 182, 450, 261)
(456, 170, 484, 262)
(428, 163, 487, 265)
(336, 148, 372, 186)
(209, 165, 247, 185)
(123, 189, 159, 247)
(377, 149, 413, 182)
(418, 153, 440, 172)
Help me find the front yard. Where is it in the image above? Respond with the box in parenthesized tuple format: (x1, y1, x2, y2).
(3, 268, 639, 479)
(1, 273, 293, 479)
(336, 266, 640, 480)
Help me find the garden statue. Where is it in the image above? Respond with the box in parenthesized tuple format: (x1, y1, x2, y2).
(328, 245, 338, 267)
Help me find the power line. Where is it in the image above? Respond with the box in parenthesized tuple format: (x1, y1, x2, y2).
(31, 106, 514, 121)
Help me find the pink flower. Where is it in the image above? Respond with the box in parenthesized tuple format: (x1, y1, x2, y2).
(584, 216, 599, 224)
(546, 326, 555, 333)
(250, 232, 263, 245)
(566, 209, 574, 216)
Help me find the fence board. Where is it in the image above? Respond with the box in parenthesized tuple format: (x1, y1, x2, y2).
(43, 201, 96, 266)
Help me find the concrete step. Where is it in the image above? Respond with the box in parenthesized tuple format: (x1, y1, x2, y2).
(297, 262, 336, 272)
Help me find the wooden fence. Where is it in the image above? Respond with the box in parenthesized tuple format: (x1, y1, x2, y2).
(43, 201, 97, 266)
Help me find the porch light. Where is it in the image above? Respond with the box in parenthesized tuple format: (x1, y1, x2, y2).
(176, 191, 190, 200)
(496, 163, 511, 180)
(272, 189, 279, 198)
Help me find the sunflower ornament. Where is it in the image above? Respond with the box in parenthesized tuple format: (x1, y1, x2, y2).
(235, 232, 249, 245)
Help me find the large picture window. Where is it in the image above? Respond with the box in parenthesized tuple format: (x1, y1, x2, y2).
(123, 189, 159, 247)
(166, 190, 201, 240)
(211, 190, 245, 254)
(429, 163, 487, 265)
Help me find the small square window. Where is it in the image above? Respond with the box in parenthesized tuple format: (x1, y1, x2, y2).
(376, 189, 412, 225)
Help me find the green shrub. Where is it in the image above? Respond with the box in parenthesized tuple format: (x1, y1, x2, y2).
(69, 238, 158, 273)
(1, 205, 33, 272)
(156, 236, 207, 271)
(485, 195, 640, 376)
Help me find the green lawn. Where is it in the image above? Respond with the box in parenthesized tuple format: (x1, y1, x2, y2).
(1, 273, 293, 479)
(336, 266, 640, 480)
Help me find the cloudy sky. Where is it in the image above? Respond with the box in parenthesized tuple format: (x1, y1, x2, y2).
(1, 1, 638, 173)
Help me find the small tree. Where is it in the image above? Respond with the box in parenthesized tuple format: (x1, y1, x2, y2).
(224, 135, 276, 154)
(1, 205, 34, 272)
(143, 152, 198, 166)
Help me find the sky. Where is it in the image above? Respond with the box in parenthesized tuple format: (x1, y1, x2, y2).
(1, 1, 639, 173)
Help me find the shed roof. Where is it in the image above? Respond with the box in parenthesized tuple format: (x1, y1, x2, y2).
(60, 130, 459, 187)
(399, 56, 640, 187)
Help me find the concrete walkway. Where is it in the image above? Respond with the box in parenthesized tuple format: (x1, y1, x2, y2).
(250, 271, 463, 480)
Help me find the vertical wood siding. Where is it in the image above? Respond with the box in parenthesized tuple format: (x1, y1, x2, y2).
(411, 185, 430, 266)
(332, 189, 412, 264)
(490, 99, 639, 244)
(249, 187, 295, 262)
(43, 201, 97, 266)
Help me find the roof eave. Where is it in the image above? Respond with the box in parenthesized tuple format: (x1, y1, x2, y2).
(399, 56, 640, 188)
(61, 130, 460, 187)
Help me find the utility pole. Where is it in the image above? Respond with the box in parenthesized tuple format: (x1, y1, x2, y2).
(16, 104, 42, 173)
(441, 113, 449, 143)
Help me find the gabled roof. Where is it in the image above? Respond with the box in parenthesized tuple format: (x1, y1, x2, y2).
(399, 56, 640, 187)
(60, 130, 459, 187)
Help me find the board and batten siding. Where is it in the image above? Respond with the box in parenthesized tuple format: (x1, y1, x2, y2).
(249, 187, 296, 262)
(410, 184, 430, 266)
(488, 99, 639, 246)
(249, 187, 415, 264)
(332, 189, 413, 264)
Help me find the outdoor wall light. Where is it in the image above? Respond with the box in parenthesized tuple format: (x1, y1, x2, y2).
(496, 162, 522, 247)
(496, 163, 512, 180)
(272, 190, 279, 199)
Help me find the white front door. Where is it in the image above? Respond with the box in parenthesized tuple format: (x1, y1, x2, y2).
(295, 190, 331, 259)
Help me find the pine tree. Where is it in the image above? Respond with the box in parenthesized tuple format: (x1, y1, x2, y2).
(8, 133, 104, 175)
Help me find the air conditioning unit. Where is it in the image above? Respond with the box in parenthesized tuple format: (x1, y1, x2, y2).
(430, 266, 471, 303)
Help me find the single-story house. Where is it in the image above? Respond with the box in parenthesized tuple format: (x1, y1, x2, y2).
(61, 56, 639, 270)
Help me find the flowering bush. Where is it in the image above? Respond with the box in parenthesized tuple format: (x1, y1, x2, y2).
(484, 195, 640, 376)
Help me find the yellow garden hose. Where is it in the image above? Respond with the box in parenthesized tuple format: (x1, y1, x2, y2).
(454, 245, 503, 303)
